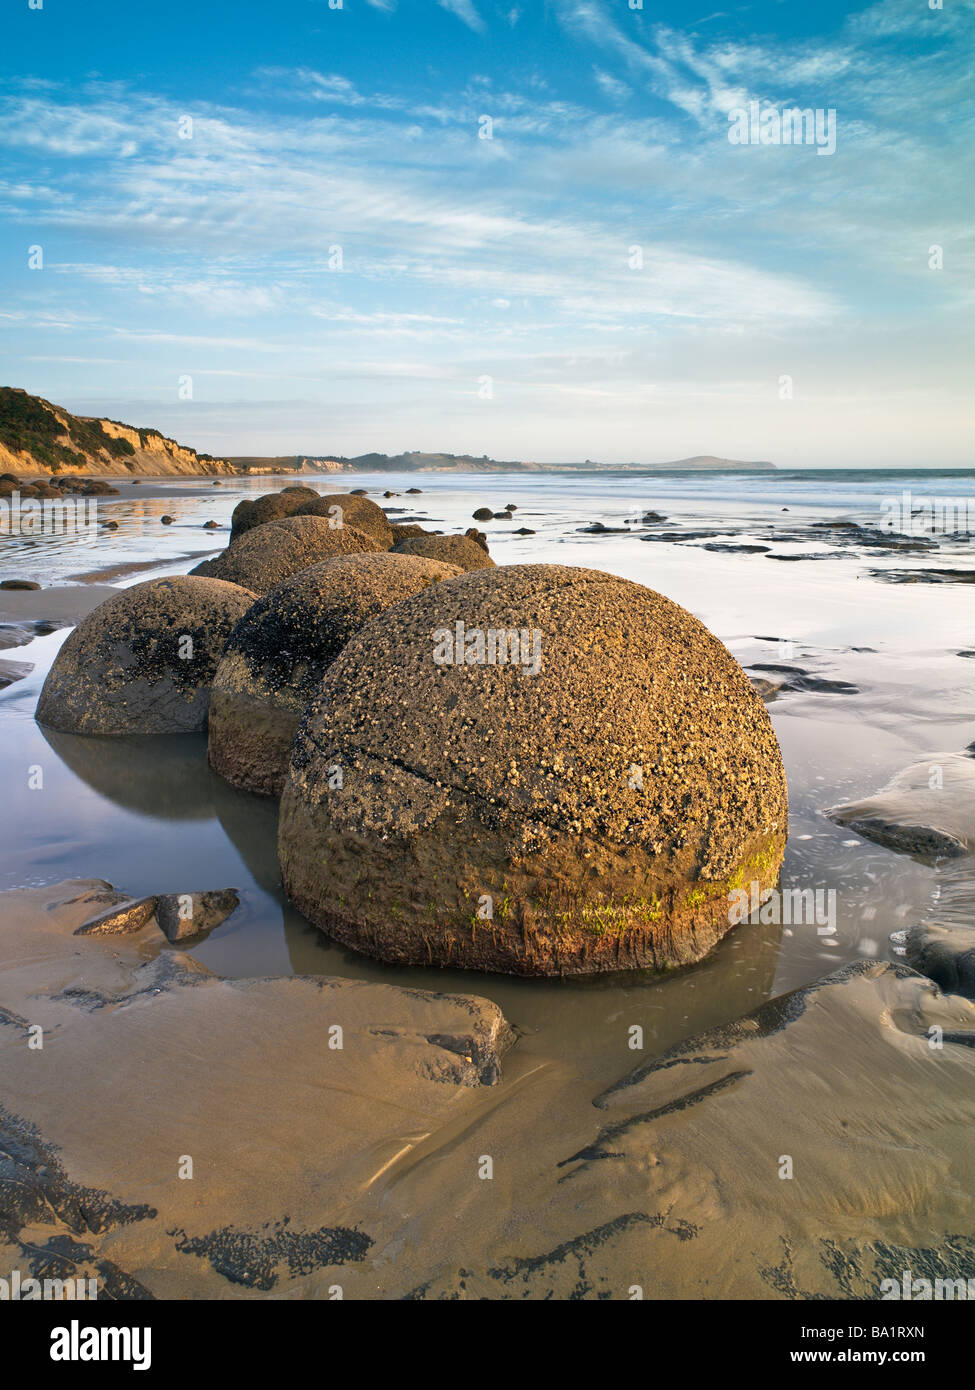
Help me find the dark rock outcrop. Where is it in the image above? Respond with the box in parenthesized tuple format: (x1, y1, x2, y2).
(828, 754, 975, 862)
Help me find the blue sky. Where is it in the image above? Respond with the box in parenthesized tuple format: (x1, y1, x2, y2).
(1, 0, 973, 465)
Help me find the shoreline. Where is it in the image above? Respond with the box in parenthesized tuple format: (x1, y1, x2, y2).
(2, 470, 975, 1299)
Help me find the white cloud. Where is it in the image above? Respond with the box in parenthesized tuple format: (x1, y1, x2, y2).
(2, 5, 972, 464)
(593, 68, 631, 103)
(438, 0, 486, 33)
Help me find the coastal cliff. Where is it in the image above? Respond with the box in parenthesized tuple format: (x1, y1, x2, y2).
(0, 386, 237, 477)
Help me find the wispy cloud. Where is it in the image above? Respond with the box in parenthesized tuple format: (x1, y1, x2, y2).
(1, 0, 972, 463)
(438, 0, 486, 33)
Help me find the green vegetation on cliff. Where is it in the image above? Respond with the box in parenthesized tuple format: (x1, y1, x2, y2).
(0, 386, 136, 472)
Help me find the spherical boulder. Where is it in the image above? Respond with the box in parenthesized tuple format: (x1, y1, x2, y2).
(229, 487, 319, 541)
(190, 515, 379, 595)
(391, 533, 495, 571)
(209, 552, 463, 795)
(293, 493, 393, 548)
(279, 563, 787, 977)
(390, 523, 430, 544)
(36, 576, 256, 736)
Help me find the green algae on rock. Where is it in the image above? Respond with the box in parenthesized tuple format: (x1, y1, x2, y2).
(35, 576, 256, 736)
(278, 563, 788, 976)
(209, 552, 463, 796)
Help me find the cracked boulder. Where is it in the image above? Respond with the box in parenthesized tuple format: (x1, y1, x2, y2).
(278, 562, 787, 976)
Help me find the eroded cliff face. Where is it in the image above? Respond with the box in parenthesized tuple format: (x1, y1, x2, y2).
(96, 419, 238, 476)
(0, 426, 238, 477)
(0, 387, 239, 477)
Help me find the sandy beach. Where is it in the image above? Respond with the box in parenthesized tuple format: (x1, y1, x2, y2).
(2, 467, 974, 1300)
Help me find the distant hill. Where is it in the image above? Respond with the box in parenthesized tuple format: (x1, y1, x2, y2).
(644, 455, 775, 472)
(346, 450, 542, 472)
(226, 456, 350, 474)
(0, 389, 777, 477)
(0, 387, 236, 477)
(339, 451, 775, 473)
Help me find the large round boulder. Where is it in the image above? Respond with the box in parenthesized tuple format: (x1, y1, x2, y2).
(391, 534, 495, 571)
(190, 515, 379, 594)
(209, 552, 463, 795)
(229, 487, 319, 541)
(390, 523, 430, 544)
(36, 576, 256, 736)
(293, 494, 394, 548)
(278, 563, 788, 977)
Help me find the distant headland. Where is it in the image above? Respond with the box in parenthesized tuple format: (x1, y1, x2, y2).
(0, 387, 776, 477)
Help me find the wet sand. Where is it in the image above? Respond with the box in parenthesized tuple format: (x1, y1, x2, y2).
(2, 467, 975, 1297)
(2, 880, 974, 1299)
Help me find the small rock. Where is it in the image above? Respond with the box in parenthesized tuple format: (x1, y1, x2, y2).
(0, 625, 32, 650)
(472, 508, 494, 521)
(161, 515, 175, 525)
(749, 677, 783, 703)
(0, 658, 34, 687)
(155, 889, 240, 942)
(203, 520, 221, 529)
(1, 580, 41, 590)
(74, 896, 159, 936)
